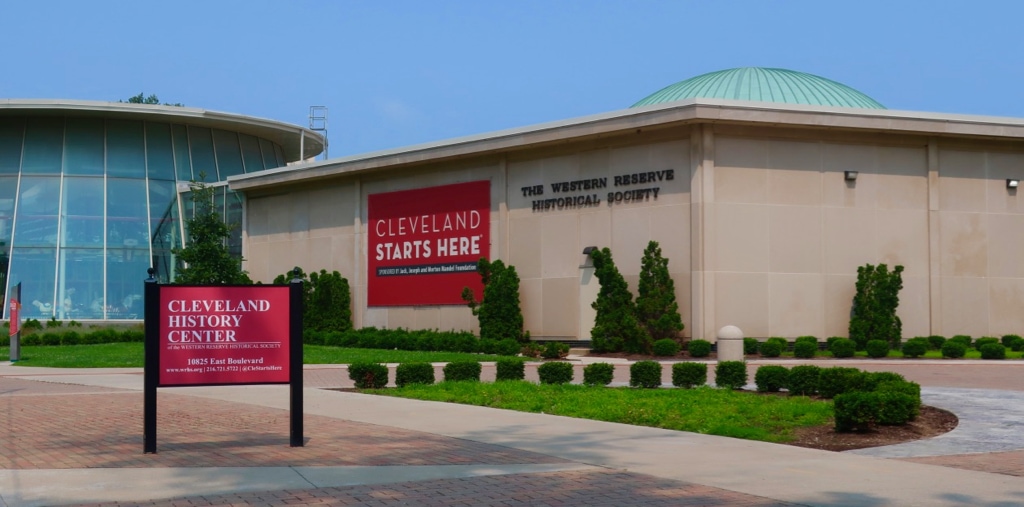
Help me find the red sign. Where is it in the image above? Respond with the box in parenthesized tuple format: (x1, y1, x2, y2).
(8, 298, 18, 337)
(368, 180, 490, 306)
(158, 286, 290, 386)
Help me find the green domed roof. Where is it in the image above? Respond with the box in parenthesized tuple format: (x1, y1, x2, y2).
(631, 67, 886, 109)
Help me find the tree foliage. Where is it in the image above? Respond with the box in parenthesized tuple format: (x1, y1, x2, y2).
(590, 247, 650, 354)
(172, 178, 251, 284)
(121, 93, 183, 107)
(462, 258, 526, 343)
(849, 263, 904, 350)
(636, 241, 684, 342)
(274, 268, 352, 333)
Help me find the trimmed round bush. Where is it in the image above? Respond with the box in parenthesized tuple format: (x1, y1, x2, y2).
(1010, 337, 1024, 352)
(949, 335, 973, 348)
(395, 362, 435, 387)
(480, 338, 521, 356)
(826, 336, 844, 350)
(348, 362, 389, 389)
(980, 343, 1006, 360)
(687, 339, 712, 358)
(865, 371, 907, 391)
(744, 337, 760, 355)
(537, 361, 574, 385)
(652, 339, 681, 357)
(767, 337, 789, 351)
(630, 360, 663, 388)
(583, 362, 615, 386)
(671, 362, 707, 388)
(496, 358, 526, 381)
(876, 391, 919, 425)
(795, 336, 818, 346)
(829, 338, 857, 358)
(974, 337, 999, 350)
(817, 367, 864, 399)
(941, 341, 967, 359)
(540, 341, 570, 359)
(865, 339, 890, 358)
(754, 365, 789, 392)
(876, 380, 922, 415)
(834, 391, 879, 432)
(443, 361, 482, 382)
(758, 340, 783, 358)
(901, 338, 928, 358)
(1001, 334, 1023, 347)
(927, 335, 946, 350)
(793, 340, 817, 359)
(715, 361, 748, 390)
(787, 365, 821, 396)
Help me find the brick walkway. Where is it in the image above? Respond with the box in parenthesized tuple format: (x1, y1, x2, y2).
(75, 469, 796, 507)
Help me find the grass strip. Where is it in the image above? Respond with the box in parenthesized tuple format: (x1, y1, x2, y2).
(369, 381, 833, 443)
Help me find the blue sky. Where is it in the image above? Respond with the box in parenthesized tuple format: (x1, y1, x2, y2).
(2, 1, 1021, 157)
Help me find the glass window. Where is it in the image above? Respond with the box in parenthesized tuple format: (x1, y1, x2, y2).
(63, 118, 104, 176)
(106, 120, 145, 177)
(212, 129, 244, 178)
(58, 248, 104, 320)
(0, 175, 16, 248)
(7, 247, 56, 318)
(238, 134, 263, 173)
(171, 124, 192, 181)
(13, 177, 60, 247)
(274, 143, 285, 167)
(188, 126, 217, 181)
(0, 117, 24, 174)
(226, 189, 243, 257)
(106, 245, 148, 319)
(106, 178, 148, 248)
(150, 180, 180, 284)
(61, 177, 105, 248)
(258, 138, 278, 169)
(146, 123, 176, 180)
(21, 118, 64, 174)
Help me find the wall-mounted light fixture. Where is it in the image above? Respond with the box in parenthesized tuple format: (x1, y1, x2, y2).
(1008, 179, 1020, 189)
(844, 170, 859, 181)
(582, 246, 597, 255)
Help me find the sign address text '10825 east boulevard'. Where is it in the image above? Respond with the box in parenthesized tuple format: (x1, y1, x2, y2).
(367, 180, 490, 306)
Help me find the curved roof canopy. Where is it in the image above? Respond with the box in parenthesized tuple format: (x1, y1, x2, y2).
(0, 99, 325, 161)
(631, 67, 886, 109)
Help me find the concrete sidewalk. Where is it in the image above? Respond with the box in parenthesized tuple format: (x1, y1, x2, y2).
(3, 361, 1024, 506)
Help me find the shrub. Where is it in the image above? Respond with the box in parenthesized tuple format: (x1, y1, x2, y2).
(715, 361, 747, 390)
(1001, 334, 1023, 347)
(1011, 337, 1024, 352)
(22, 318, 43, 331)
(767, 337, 789, 351)
(787, 365, 821, 396)
(495, 358, 526, 381)
(60, 331, 81, 345)
(671, 362, 707, 388)
(688, 339, 712, 358)
(834, 391, 879, 432)
(348, 362, 389, 389)
(876, 380, 921, 412)
(443, 361, 482, 382)
(743, 338, 759, 355)
(480, 338, 521, 357)
(849, 263, 904, 350)
(68, 320, 82, 328)
(630, 360, 663, 388)
(520, 342, 542, 358)
(652, 338, 681, 357)
(941, 341, 967, 359)
(901, 338, 928, 358)
(636, 241, 685, 342)
(462, 258, 526, 343)
(590, 247, 650, 354)
(795, 336, 818, 346)
(826, 336, 844, 349)
(754, 365, 789, 392)
(395, 362, 435, 387)
(876, 391, 920, 425)
(974, 337, 999, 350)
(46, 317, 63, 328)
(540, 341, 570, 359)
(949, 335, 972, 348)
(865, 340, 890, 358)
(862, 371, 906, 391)
(829, 338, 856, 358)
(980, 343, 1006, 360)
(817, 367, 864, 399)
(758, 340, 783, 358)
(537, 361, 574, 385)
(927, 335, 946, 350)
(793, 340, 817, 359)
(583, 363, 615, 386)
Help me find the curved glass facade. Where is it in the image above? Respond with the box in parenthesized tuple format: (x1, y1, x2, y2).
(0, 116, 287, 320)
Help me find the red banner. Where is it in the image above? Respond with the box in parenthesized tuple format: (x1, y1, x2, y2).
(158, 286, 290, 386)
(368, 180, 490, 306)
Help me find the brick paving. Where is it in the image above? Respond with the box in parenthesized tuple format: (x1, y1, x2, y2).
(73, 469, 797, 507)
(900, 450, 1024, 477)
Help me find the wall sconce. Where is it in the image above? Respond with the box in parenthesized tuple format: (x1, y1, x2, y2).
(844, 171, 859, 181)
(1008, 179, 1020, 189)
(582, 246, 597, 255)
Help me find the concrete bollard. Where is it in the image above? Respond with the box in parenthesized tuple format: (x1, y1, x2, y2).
(716, 325, 745, 362)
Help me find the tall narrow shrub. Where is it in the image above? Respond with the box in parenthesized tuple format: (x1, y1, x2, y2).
(636, 241, 684, 343)
(590, 247, 650, 354)
(849, 263, 904, 350)
(462, 258, 526, 343)
(275, 268, 353, 332)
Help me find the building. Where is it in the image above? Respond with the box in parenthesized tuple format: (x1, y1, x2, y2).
(0, 100, 324, 320)
(229, 67, 1024, 341)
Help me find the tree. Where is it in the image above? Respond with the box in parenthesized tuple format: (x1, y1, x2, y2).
(274, 268, 352, 332)
(173, 177, 251, 284)
(462, 258, 527, 343)
(121, 93, 183, 107)
(590, 247, 651, 354)
(635, 241, 684, 342)
(849, 263, 904, 350)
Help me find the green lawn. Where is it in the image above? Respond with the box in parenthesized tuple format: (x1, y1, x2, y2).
(0, 343, 506, 367)
(370, 381, 833, 443)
